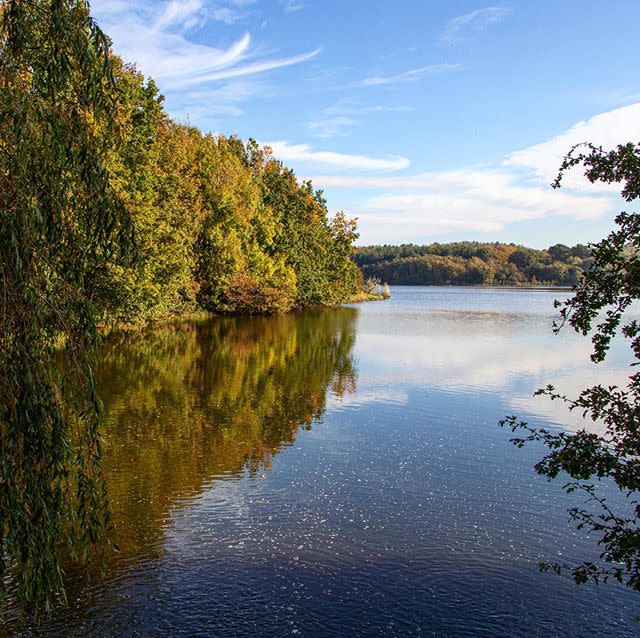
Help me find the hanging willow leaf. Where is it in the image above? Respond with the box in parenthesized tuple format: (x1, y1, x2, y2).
(0, 0, 135, 612)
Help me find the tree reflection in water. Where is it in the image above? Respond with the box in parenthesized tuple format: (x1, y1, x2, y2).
(97, 308, 358, 559)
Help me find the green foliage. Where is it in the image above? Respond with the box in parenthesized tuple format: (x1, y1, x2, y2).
(0, 0, 360, 614)
(501, 141, 640, 591)
(326, 211, 362, 303)
(259, 160, 360, 308)
(0, 0, 135, 610)
(100, 67, 199, 324)
(548, 243, 573, 261)
(194, 135, 297, 313)
(0, 2, 362, 612)
(93, 65, 359, 321)
(355, 241, 589, 286)
(508, 246, 541, 270)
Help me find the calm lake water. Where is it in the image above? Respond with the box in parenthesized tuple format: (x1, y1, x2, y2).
(11, 286, 640, 637)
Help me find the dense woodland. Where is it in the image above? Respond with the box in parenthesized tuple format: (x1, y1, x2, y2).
(354, 242, 592, 286)
(73, 60, 361, 325)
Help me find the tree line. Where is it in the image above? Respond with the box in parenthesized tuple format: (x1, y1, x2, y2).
(89, 60, 361, 324)
(354, 241, 592, 286)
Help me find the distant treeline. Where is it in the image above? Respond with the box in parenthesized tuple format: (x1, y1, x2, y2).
(353, 242, 592, 286)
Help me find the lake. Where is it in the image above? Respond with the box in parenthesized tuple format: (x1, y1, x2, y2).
(12, 287, 639, 637)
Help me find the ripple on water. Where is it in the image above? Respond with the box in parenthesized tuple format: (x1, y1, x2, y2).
(9, 288, 640, 637)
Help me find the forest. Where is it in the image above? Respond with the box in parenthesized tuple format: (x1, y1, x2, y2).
(353, 242, 592, 286)
(49, 60, 361, 326)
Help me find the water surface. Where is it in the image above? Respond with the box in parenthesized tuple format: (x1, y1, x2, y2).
(12, 287, 639, 637)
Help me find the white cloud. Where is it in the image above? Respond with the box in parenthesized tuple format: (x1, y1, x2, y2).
(324, 103, 414, 116)
(442, 6, 512, 44)
(306, 102, 414, 139)
(506, 102, 640, 192)
(361, 64, 460, 87)
(179, 48, 321, 86)
(168, 79, 269, 121)
(265, 141, 411, 171)
(307, 169, 613, 215)
(89, 0, 319, 118)
(330, 170, 610, 239)
(154, 0, 204, 30)
(308, 117, 357, 138)
(302, 102, 640, 241)
(281, 0, 304, 13)
(356, 181, 608, 237)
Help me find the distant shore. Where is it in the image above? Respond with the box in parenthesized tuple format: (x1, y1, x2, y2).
(376, 283, 573, 290)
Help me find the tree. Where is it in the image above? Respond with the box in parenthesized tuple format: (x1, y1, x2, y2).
(0, 0, 134, 610)
(571, 243, 592, 259)
(548, 243, 573, 262)
(262, 160, 359, 307)
(501, 141, 640, 591)
(508, 246, 543, 270)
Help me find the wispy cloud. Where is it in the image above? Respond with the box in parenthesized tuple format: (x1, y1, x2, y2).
(308, 117, 357, 138)
(307, 102, 413, 138)
(265, 141, 411, 171)
(206, 0, 258, 24)
(280, 0, 304, 13)
(168, 79, 269, 121)
(324, 103, 414, 116)
(89, 0, 319, 122)
(179, 48, 321, 86)
(442, 6, 511, 44)
(360, 64, 460, 87)
(154, 0, 204, 30)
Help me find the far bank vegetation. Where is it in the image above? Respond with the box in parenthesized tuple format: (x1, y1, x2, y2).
(354, 242, 591, 286)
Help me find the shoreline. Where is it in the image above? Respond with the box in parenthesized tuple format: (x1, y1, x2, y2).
(348, 292, 387, 303)
(376, 283, 574, 290)
(98, 283, 572, 337)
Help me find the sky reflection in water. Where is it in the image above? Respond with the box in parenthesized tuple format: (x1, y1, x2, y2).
(13, 287, 640, 637)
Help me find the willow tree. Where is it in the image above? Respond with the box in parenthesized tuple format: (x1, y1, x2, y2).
(0, 0, 134, 610)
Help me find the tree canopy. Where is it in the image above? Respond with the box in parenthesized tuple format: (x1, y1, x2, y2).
(354, 241, 590, 286)
(92, 60, 360, 324)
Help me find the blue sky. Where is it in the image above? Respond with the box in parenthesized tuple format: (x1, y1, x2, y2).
(90, 1, 640, 247)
